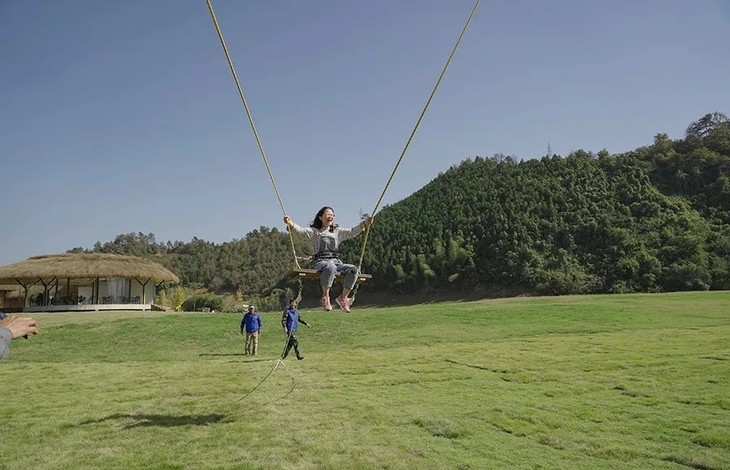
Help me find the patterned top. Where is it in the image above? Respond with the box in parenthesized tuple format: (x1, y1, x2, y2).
(290, 221, 365, 257)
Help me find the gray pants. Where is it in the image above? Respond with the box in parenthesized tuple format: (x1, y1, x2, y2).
(313, 258, 359, 290)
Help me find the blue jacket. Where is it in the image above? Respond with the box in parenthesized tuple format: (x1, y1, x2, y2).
(281, 307, 308, 333)
(241, 312, 262, 333)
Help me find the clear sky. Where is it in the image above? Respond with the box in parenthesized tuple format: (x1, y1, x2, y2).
(1, 0, 728, 266)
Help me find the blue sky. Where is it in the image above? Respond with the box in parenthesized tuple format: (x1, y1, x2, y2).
(1, 0, 728, 266)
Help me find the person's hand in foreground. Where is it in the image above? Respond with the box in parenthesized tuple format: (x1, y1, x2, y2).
(0, 315, 40, 339)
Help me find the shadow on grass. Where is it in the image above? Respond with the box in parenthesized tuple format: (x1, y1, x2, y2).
(293, 287, 532, 309)
(199, 353, 272, 364)
(78, 413, 227, 429)
(445, 358, 492, 371)
(199, 353, 248, 357)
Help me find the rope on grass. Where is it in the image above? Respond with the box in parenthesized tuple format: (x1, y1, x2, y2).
(236, 327, 294, 402)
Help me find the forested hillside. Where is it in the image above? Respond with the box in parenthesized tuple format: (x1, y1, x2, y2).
(72, 113, 730, 298)
(71, 228, 311, 299)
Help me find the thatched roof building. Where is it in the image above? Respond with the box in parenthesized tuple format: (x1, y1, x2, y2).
(0, 253, 178, 311)
(0, 253, 178, 284)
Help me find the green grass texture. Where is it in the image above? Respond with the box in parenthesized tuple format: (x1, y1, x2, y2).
(1, 291, 728, 469)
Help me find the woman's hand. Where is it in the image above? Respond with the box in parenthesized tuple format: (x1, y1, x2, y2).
(283, 216, 294, 229)
(362, 216, 374, 226)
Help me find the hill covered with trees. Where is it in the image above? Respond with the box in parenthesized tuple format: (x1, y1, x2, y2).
(71, 113, 730, 300)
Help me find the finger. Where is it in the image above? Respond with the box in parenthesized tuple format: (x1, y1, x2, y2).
(21, 318, 39, 335)
(22, 318, 40, 336)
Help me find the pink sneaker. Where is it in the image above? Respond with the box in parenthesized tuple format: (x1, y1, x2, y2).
(335, 296, 351, 313)
(320, 296, 332, 311)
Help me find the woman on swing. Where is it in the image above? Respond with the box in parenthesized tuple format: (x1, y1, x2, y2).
(284, 206, 373, 313)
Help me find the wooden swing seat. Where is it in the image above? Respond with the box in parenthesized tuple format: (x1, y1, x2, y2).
(285, 269, 372, 283)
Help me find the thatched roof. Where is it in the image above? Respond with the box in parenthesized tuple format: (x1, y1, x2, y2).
(0, 253, 179, 285)
(0, 285, 22, 299)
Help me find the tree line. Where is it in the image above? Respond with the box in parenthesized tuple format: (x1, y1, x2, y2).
(70, 113, 730, 299)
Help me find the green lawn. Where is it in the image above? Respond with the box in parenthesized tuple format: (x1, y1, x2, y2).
(1, 292, 729, 469)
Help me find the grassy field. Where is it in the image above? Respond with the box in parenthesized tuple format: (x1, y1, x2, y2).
(1, 291, 728, 469)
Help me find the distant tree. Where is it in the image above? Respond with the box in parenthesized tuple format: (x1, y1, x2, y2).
(183, 293, 223, 312)
(155, 290, 168, 307)
(172, 287, 186, 312)
(685, 112, 729, 139)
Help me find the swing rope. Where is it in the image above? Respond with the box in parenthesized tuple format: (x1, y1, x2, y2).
(207, 0, 480, 402)
(206, 0, 301, 270)
(353, 0, 482, 294)
(207, 0, 306, 402)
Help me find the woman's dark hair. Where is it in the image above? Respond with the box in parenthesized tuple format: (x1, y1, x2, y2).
(310, 206, 337, 231)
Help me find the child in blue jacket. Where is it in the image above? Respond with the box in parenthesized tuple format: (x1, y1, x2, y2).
(281, 299, 309, 360)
